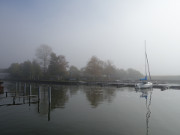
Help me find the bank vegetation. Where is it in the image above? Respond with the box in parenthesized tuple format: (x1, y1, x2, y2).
(7, 45, 143, 81)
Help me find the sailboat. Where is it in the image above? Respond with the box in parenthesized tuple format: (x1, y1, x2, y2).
(135, 41, 153, 89)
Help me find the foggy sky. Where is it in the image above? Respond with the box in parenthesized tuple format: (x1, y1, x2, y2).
(1, 0, 180, 75)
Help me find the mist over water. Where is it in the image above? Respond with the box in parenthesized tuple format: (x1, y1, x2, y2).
(0, 0, 180, 75)
(1, 1, 180, 134)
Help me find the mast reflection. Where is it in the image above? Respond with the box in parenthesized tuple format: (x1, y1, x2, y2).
(136, 88, 153, 135)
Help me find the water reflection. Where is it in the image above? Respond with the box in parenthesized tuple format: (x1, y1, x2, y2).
(85, 87, 116, 108)
(68, 86, 79, 96)
(2, 82, 180, 135)
(136, 88, 153, 135)
(51, 86, 69, 109)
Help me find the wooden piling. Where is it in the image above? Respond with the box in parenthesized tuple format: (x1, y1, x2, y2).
(29, 84, 32, 95)
(15, 82, 17, 97)
(13, 97, 15, 105)
(29, 84, 31, 106)
(48, 86, 51, 121)
(48, 86, 51, 104)
(19, 82, 21, 91)
(38, 86, 41, 101)
(24, 83, 26, 96)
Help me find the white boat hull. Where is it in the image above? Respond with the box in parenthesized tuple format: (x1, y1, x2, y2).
(135, 82, 153, 89)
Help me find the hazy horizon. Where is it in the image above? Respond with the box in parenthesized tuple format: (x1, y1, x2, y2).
(1, 0, 180, 75)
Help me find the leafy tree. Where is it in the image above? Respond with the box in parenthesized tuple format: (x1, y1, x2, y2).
(20, 60, 32, 79)
(116, 69, 127, 80)
(126, 68, 143, 80)
(103, 60, 116, 80)
(31, 60, 42, 80)
(85, 56, 104, 80)
(8, 61, 42, 80)
(48, 53, 68, 80)
(68, 66, 80, 80)
(8, 63, 21, 78)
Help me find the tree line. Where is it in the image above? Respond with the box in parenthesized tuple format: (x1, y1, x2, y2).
(8, 45, 143, 81)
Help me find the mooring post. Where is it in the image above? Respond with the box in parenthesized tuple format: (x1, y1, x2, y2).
(19, 82, 21, 91)
(38, 100, 40, 113)
(16, 82, 18, 90)
(38, 86, 41, 101)
(37, 86, 41, 113)
(48, 103, 51, 121)
(29, 84, 32, 96)
(48, 86, 51, 121)
(24, 83, 26, 96)
(13, 97, 15, 105)
(29, 84, 31, 106)
(48, 86, 51, 104)
(15, 82, 18, 97)
(6, 92, 7, 97)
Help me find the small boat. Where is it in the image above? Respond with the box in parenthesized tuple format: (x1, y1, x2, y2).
(135, 81, 153, 89)
(135, 41, 153, 89)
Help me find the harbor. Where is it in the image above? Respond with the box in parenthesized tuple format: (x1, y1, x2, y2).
(1, 80, 180, 90)
(0, 80, 176, 107)
(1, 82, 180, 135)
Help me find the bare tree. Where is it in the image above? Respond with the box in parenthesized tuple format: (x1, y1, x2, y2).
(36, 44, 52, 73)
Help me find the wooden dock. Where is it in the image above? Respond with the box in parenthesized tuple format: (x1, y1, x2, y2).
(4, 80, 180, 90)
(93, 82, 180, 90)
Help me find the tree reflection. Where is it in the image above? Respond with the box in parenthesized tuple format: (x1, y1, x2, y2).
(38, 85, 69, 115)
(85, 87, 116, 108)
(68, 86, 79, 96)
(51, 86, 69, 109)
(38, 86, 49, 115)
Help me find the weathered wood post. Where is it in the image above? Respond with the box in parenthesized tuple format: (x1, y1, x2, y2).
(48, 86, 51, 121)
(19, 82, 21, 91)
(29, 84, 31, 106)
(23, 83, 26, 104)
(13, 96, 15, 105)
(29, 84, 32, 96)
(24, 83, 26, 96)
(38, 100, 40, 113)
(48, 104, 51, 121)
(48, 86, 51, 104)
(15, 82, 18, 97)
(37, 85, 41, 113)
(38, 86, 41, 101)
(6, 92, 7, 97)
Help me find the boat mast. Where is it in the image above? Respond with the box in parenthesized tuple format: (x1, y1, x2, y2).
(145, 40, 147, 78)
(145, 40, 152, 81)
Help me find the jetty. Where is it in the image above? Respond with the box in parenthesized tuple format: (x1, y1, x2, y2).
(4, 80, 180, 90)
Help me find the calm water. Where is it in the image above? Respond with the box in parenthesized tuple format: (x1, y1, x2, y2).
(1, 82, 180, 135)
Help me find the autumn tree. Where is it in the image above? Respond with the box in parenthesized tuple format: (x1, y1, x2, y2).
(20, 60, 32, 79)
(116, 69, 127, 80)
(126, 68, 143, 80)
(8, 63, 21, 78)
(69, 66, 80, 80)
(8, 60, 42, 80)
(103, 60, 116, 80)
(31, 60, 42, 80)
(48, 53, 68, 80)
(85, 56, 104, 80)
